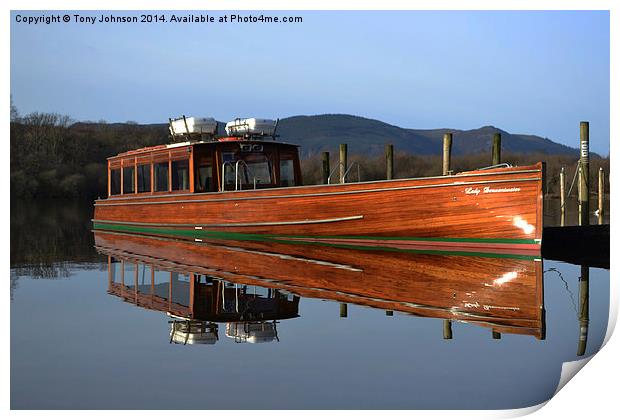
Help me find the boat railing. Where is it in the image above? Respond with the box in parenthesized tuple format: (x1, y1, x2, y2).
(220, 160, 259, 191)
(327, 161, 361, 184)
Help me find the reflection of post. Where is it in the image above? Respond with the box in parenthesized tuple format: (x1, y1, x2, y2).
(577, 265, 589, 356)
(189, 273, 196, 318)
(340, 303, 348, 318)
(443, 319, 453, 340)
(598, 168, 604, 225)
(560, 167, 566, 226)
(492, 330, 501, 340)
(120, 260, 125, 286)
(386, 310, 393, 316)
(107, 256, 113, 289)
(134, 264, 139, 303)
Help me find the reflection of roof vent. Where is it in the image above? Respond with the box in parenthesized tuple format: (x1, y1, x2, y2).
(225, 118, 277, 137)
(169, 319, 218, 345)
(225, 321, 279, 343)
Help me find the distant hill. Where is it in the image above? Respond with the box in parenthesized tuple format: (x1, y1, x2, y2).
(276, 114, 578, 158)
(72, 113, 579, 158)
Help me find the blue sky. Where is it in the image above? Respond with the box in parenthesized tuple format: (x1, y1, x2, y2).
(10, 10, 610, 154)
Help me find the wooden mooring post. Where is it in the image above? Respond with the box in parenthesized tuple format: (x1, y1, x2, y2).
(339, 144, 348, 184)
(578, 122, 589, 226)
(598, 168, 604, 225)
(321, 151, 330, 184)
(340, 303, 348, 318)
(560, 167, 566, 227)
(442, 133, 452, 176)
(492, 133, 501, 165)
(385, 144, 394, 180)
(443, 319, 453, 340)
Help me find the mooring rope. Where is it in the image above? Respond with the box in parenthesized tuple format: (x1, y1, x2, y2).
(544, 267, 578, 317)
(560, 161, 581, 210)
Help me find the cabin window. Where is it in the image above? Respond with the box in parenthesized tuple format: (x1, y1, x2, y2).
(123, 166, 135, 194)
(110, 169, 121, 195)
(239, 153, 272, 186)
(137, 164, 151, 193)
(196, 163, 213, 192)
(154, 162, 169, 192)
(171, 160, 189, 191)
(280, 158, 295, 187)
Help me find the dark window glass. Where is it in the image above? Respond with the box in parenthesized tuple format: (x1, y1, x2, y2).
(110, 169, 121, 195)
(137, 164, 151, 193)
(280, 158, 295, 187)
(239, 153, 272, 186)
(172, 160, 189, 190)
(196, 164, 213, 192)
(123, 166, 135, 194)
(154, 162, 169, 192)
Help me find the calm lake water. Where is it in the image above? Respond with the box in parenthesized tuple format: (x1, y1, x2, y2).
(10, 200, 610, 409)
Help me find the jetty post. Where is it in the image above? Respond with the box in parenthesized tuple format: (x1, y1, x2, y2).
(322, 151, 330, 184)
(340, 303, 348, 318)
(339, 143, 348, 184)
(577, 265, 590, 356)
(443, 319, 453, 340)
(560, 167, 566, 226)
(385, 144, 394, 180)
(578, 122, 590, 226)
(492, 133, 501, 165)
(598, 168, 604, 225)
(442, 133, 452, 176)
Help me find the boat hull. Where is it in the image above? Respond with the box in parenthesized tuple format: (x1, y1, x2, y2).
(93, 163, 544, 253)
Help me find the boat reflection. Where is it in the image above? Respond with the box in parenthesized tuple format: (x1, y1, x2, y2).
(95, 230, 546, 342)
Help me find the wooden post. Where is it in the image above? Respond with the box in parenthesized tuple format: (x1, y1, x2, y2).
(560, 167, 566, 227)
(492, 133, 501, 165)
(340, 303, 348, 318)
(578, 121, 589, 226)
(598, 168, 604, 225)
(442, 133, 452, 176)
(339, 144, 347, 183)
(492, 330, 501, 340)
(385, 144, 394, 180)
(443, 320, 453, 339)
(321, 151, 330, 184)
(577, 265, 589, 356)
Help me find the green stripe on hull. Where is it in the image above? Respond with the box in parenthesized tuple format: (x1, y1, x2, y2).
(92, 222, 539, 261)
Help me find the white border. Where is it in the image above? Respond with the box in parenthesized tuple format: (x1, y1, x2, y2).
(4, 1, 617, 419)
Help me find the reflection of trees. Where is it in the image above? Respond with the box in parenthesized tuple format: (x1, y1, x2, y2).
(10, 200, 105, 289)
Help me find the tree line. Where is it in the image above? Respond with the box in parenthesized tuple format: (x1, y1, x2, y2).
(10, 109, 609, 199)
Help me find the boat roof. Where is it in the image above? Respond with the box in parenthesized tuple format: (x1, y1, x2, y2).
(109, 138, 299, 160)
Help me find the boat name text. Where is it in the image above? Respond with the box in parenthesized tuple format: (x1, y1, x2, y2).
(464, 186, 521, 196)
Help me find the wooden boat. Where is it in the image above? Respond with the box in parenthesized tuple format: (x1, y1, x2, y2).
(93, 120, 544, 255)
(94, 230, 545, 339)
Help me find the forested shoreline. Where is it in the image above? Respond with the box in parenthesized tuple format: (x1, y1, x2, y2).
(10, 110, 610, 199)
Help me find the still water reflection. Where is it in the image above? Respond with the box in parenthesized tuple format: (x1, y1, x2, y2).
(10, 201, 609, 409)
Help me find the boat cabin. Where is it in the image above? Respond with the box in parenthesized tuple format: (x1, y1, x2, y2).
(106, 139, 302, 198)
